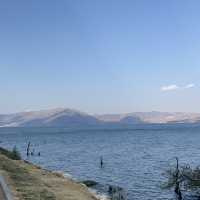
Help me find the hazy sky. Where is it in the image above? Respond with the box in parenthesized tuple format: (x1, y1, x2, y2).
(1, 0, 200, 114)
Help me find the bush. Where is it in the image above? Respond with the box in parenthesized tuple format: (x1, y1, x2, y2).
(163, 158, 200, 199)
(11, 146, 21, 160)
(0, 146, 21, 160)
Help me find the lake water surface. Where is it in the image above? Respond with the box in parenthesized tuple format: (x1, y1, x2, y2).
(1, 124, 200, 200)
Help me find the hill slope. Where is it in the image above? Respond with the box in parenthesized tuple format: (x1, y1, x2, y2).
(0, 108, 100, 127)
(0, 148, 98, 200)
(0, 109, 200, 127)
(95, 111, 200, 124)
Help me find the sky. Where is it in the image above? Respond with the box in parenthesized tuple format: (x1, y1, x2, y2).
(0, 0, 200, 114)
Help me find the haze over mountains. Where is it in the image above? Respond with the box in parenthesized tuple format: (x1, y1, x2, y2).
(0, 108, 200, 127)
(95, 112, 200, 124)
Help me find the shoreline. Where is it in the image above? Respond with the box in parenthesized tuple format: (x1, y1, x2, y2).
(0, 145, 126, 200)
(62, 171, 110, 200)
(0, 147, 102, 200)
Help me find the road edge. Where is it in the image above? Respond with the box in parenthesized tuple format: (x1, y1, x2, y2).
(0, 175, 13, 200)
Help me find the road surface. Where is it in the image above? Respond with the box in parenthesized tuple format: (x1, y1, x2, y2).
(0, 185, 6, 200)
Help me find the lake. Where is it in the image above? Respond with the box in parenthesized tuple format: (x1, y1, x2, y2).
(1, 124, 200, 200)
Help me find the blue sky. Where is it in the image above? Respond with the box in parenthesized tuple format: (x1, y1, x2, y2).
(0, 0, 200, 114)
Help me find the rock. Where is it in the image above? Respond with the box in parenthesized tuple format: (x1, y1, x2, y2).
(82, 180, 98, 187)
(108, 185, 127, 200)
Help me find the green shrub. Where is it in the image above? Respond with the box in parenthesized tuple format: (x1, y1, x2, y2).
(0, 146, 21, 160)
(11, 146, 21, 160)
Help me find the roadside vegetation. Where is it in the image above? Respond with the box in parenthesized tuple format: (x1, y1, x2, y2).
(0, 146, 21, 160)
(0, 147, 97, 200)
(0, 148, 56, 200)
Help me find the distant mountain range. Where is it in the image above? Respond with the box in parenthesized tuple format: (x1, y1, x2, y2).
(0, 108, 99, 127)
(0, 108, 200, 127)
(95, 111, 200, 124)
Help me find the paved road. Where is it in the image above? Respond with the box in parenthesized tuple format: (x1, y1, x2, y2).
(0, 185, 6, 200)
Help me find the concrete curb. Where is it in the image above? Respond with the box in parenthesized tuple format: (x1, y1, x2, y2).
(0, 175, 13, 200)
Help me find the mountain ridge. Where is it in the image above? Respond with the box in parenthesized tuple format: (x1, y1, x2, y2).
(0, 108, 200, 127)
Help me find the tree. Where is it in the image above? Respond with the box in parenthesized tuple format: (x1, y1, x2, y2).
(11, 146, 21, 160)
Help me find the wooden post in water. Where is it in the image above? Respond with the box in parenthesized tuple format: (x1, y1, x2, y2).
(26, 142, 31, 156)
(100, 156, 103, 168)
(174, 157, 182, 200)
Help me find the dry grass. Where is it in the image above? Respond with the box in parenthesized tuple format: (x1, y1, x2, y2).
(0, 150, 98, 200)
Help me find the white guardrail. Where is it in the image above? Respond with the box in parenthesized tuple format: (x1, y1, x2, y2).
(0, 175, 13, 200)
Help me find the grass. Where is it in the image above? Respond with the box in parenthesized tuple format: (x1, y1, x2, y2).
(0, 147, 98, 200)
(0, 153, 55, 200)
